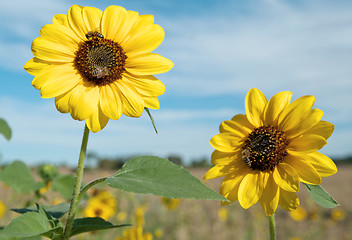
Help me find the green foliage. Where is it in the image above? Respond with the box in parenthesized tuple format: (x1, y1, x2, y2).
(37, 164, 59, 182)
(11, 203, 70, 219)
(51, 174, 75, 199)
(70, 217, 129, 236)
(304, 183, 339, 208)
(0, 118, 11, 141)
(106, 156, 228, 201)
(0, 161, 44, 193)
(0, 212, 51, 238)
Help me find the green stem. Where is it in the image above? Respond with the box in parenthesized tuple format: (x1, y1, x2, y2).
(62, 124, 90, 240)
(76, 177, 107, 205)
(268, 214, 276, 240)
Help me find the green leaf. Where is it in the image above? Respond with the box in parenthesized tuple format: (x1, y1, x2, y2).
(0, 161, 44, 193)
(106, 156, 228, 201)
(0, 212, 50, 238)
(0, 118, 11, 141)
(70, 217, 130, 236)
(11, 203, 69, 219)
(11, 203, 70, 220)
(51, 174, 75, 199)
(304, 183, 339, 208)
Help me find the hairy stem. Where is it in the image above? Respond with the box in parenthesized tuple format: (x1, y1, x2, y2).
(62, 124, 90, 240)
(268, 214, 276, 240)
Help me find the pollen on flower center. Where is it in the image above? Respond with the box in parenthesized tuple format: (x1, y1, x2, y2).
(74, 32, 127, 86)
(242, 125, 289, 171)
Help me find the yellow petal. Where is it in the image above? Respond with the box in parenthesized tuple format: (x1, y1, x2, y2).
(273, 163, 300, 192)
(278, 189, 299, 211)
(35, 64, 80, 98)
(285, 154, 321, 184)
(55, 91, 72, 113)
(116, 81, 144, 117)
(263, 91, 292, 125)
(31, 37, 75, 62)
(123, 24, 164, 56)
(127, 15, 155, 37)
(122, 74, 165, 97)
(86, 108, 109, 133)
(69, 83, 99, 120)
(220, 169, 248, 205)
(101, 5, 127, 40)
(210, 133, 243, 153)
(52, 14, 69, 26)
(259, 174, 279, 216)
(238, 171, 264, 209)
(245, 88, 267, 127)
(82, 6, 103, 33)
(24, 57, 51, 76)
(285, 109, 324, 139)
(40, 24, 80, 47)
(287, 134, 327, 152)
(278, 95, 315, 133)
(211, 150, 240, 165)
(219, 119, 251, 138)
(203, 165, 235, 180)
(231, 114, 254, 131)
(67, 5, 87, 40)
(302, 120, 334, 140)
(99, 84, 123, 120)
(143, 97, 159, 109)
(289, 151, 337, 177)
(115, 10, 139, 45)
(125, 53, 174, 75)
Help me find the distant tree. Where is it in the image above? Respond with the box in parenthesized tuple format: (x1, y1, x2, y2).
(168, 155, 183, 166)
(190, 157, 212, 168)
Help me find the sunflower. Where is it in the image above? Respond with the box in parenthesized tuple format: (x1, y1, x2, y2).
(161, 197, 180, 210)
(24, 5, 173, 132)
(204, 88, 337, 216)
(115, 226, 153, 240)
(83, 197, 116, 220)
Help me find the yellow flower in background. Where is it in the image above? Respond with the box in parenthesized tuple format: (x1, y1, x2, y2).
(289, 207, 307, 221)
(218, 207, 228, 222)
(204, 88, 337, 216)
(330, 208, 346, 221)
(83, 197, 116, 220)
(0, 200, 6, 218)
(161, 197, 179, 210)
(39, 181, 51, 195)
(154, 229, 163, 238)
(94, 190, 117, 210)
(116, 226, 153, 240)
(135, 206, 147, 226)
(116, 211, 127, 222)
(24, 5, 173, 132)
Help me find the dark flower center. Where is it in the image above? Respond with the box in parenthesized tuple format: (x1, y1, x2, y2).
(242, 125, 289, 171)
(94, 208, 103, 216)
(74, 32, 127, 86)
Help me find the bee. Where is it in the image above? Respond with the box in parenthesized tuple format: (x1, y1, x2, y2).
(242, 148, 252, 168)
(86, 31, 104, 40)
(91, 65, 109, 78)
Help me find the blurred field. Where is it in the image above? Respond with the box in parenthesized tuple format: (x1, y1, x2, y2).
(0, 164, 351, 240)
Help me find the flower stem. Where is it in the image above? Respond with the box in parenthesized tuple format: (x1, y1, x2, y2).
(63, 124, 90, 240)
(76, 177, 107, 205)
(268, 214, 276, 240)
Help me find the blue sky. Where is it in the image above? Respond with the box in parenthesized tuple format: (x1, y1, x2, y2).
(0, 0, 351, 166)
